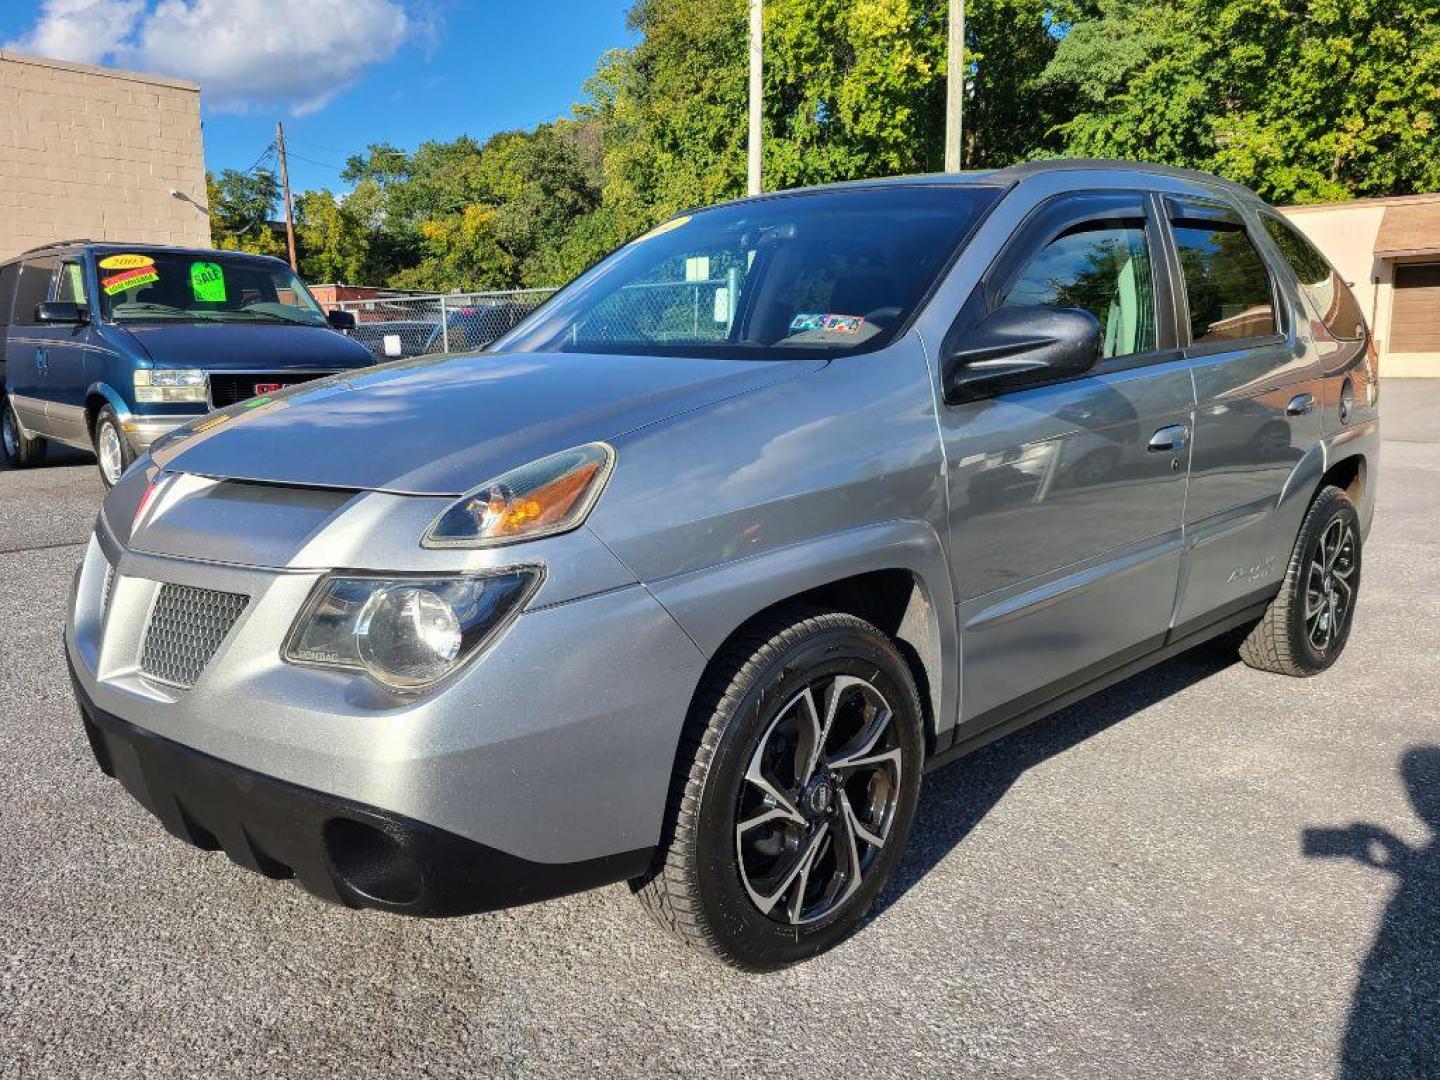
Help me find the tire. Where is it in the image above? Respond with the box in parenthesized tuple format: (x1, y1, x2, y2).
(634, 607, 924, 970)
(1239, 485, 1361, 676)
(92, 405, 134, 488)
(1, 395, 46, 469)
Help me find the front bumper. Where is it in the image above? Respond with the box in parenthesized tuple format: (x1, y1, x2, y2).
(123, 414, 196, 451)
(71, 664, 651, 915)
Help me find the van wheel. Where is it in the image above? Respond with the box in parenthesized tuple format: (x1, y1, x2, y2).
(634, 608, 923, 970)
(1239, 485, 1361, 676)
(1, 396, 46, 468)
(93, 406, 133, 488)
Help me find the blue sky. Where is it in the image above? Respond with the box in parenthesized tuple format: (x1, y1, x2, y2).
(1, 1, 636, 194)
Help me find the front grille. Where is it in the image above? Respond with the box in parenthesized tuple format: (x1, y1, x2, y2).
(208, 371, 335, 409)
(140, 584, 249, 688)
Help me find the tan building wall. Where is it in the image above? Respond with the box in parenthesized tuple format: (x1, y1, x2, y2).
(1281, 194, 1440, 377)
(0, 50, 209, 261)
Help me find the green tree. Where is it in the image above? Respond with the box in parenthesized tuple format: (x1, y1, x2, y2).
(294, 189, 370, 284)
(207, 168, 286, 257)
(585, 0, 1066, 238)
(340, 125, 601, 291)
(1043, 0, 1440, 202)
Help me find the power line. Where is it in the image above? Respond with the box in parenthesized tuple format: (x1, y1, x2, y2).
(284, 150, 347, 172)
(242, 142, 277, 177)
(286, 135, 352, 155)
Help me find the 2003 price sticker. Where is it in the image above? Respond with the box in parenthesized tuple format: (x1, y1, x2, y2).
(97, 253, 155, 271)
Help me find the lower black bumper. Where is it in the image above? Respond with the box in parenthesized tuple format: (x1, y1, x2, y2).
(70, 668, 651, 917)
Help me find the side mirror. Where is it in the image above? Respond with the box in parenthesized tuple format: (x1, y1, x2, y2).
(35, 301, 88, 325)
(945, 305, 1102, 403)
(326, 309, 356, 331)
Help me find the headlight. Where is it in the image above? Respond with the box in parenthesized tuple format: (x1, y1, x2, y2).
(135, 368, 208, 403)
(423, 442, 614, 548)
(284, 569, 541, 691)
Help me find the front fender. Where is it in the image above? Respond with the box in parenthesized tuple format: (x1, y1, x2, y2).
(85, 380, 132, 425)
(643, 518, 958, 747)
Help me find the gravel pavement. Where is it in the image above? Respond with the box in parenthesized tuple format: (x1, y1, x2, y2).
(1, 387, 1436, 1079)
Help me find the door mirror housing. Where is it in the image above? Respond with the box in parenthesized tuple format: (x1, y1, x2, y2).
(326, 309, 356, 331)
(35, 300, 88, 325)
(945, 305, 1102, 403)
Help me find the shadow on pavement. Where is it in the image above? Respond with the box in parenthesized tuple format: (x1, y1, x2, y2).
(0, 442, 92, 473)
(1303, 746, 1440, 1079)
(874, 631, 1245, 917)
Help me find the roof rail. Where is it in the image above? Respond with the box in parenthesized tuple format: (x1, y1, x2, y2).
(15, 238, 92, 257)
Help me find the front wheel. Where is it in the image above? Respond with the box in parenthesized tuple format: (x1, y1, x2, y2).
(1239, 485, 1361, 676)
(634, 608, 924, 969)
(93, 405, 134, 488)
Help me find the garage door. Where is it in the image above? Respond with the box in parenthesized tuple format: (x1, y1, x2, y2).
(1391, 263, 1440, 352)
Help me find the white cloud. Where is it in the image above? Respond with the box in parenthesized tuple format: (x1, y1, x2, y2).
(6, 0, 412, 115)
(5, 0, 145, 66)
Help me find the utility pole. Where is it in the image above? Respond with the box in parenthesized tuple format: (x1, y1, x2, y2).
(747, 0, 763, 196)
(944, 0, 966, 172)
(275, 121, 298, 271)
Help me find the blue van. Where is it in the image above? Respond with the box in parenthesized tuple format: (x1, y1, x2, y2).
(0, 242, 373, 486)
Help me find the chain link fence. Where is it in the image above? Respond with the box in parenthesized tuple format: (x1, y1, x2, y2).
(334, 288, 557, 360)
(334, 278, 740, 360)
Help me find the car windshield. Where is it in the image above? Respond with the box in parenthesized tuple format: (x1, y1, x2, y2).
(95, 251, 328, 327)
(498, 185, 1002, 359)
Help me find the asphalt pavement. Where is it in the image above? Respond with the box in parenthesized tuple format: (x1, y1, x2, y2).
(1, 386, 1437, 1079)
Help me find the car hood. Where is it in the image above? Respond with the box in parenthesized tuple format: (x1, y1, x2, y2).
(118, 321, 374, 371)
(150, 349, 825, 496)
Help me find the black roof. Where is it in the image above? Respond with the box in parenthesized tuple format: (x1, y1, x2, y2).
(4, 240, 289, 265)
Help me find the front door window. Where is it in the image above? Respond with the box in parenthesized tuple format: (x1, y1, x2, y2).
(1001, 222, 1157, 359)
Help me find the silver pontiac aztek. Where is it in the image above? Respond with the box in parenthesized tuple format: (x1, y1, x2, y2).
(66, 161, 1379, 969)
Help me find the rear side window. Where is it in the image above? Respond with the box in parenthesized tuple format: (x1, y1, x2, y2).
(11, 259, 57, 328)
(1260, 215, 1365, 340)
(1168, 201, 1277, 345)
(0, 264, 16, 363)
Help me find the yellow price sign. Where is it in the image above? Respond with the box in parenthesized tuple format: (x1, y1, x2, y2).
(98, 253, 156, 270)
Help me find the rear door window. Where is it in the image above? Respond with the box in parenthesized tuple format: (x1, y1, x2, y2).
(1260, 214, 1365, 340)
(1167, 200, 1277, 346)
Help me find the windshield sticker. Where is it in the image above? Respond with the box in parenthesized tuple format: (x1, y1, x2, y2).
(101, 265, 160, 295)
(190, 261, 227, 303)
(633, 215, 691, 244)
(790, 312, 864, 334)
(97, 253, 155, 271)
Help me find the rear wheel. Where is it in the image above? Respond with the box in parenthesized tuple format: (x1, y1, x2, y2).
(1, 396, 46, 468)
(634, 608, 924, 969)
(93, 405, 133, 488)
(1239, 485, 1361, 676)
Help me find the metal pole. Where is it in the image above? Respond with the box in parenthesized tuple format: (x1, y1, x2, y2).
(944, 0, 966, 172)
(439, 294, 450, 353)
(275, 121, 299, 270)
(747, 0, 763, 196)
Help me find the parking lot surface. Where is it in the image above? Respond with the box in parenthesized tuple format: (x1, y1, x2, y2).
(2, 387, 1437, 1079)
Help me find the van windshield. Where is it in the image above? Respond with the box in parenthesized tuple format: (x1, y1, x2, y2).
(95, 251, 328, 327)
(497, 185, 1001, 359)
